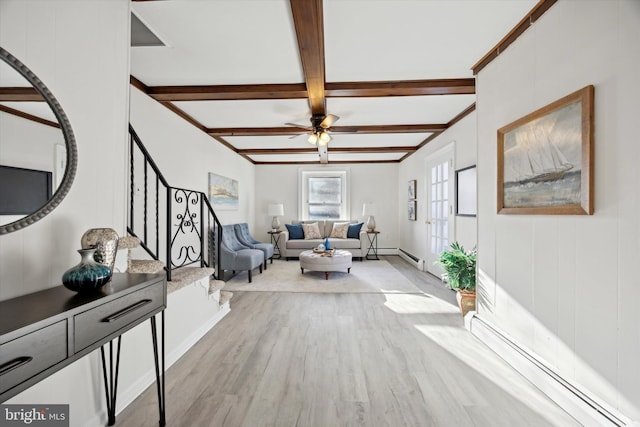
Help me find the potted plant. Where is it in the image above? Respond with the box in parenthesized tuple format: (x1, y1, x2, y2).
(437, 242, 476, 316)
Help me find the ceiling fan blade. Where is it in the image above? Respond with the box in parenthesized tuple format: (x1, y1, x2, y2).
(319, 114, 339, 129)
(284, 122, 311, 130)
(288, 133, 306, 140)
(331, 126, 358, 133)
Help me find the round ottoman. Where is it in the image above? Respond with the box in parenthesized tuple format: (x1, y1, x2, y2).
(299, 249, 352, 280)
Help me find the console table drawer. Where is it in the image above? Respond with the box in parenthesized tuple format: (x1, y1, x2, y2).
(74, 281, 164, 353)
(0, 321, 67, 395)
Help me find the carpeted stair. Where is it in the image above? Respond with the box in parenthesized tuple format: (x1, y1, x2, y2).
(117, 235, 229, 308)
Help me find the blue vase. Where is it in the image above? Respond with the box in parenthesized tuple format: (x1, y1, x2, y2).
(62, 248, 112, 293)
(324, 237, 331, 250)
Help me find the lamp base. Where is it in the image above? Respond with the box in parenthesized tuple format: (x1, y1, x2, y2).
(366, 216, 376, 232)
(271, 216, 281, 231)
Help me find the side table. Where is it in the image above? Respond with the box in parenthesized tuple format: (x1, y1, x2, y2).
(268, 230, 282, 259)
(366, 231, 380, 260)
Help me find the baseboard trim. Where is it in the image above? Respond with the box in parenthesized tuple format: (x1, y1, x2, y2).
(470, 315, 634, 426)
(114, 304, 231, 417)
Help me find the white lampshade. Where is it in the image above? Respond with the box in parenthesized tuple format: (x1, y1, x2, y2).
(308, 133, 318, 145)
(268, 203, 284, 217)
(362, 203, 377, 216)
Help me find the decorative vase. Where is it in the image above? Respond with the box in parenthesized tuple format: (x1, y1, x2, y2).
(81, 228, 119, 272)
(62, 248, 112, 293)
(324, 236, 331, 250)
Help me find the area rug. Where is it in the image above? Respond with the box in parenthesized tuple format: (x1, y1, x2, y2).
(222, 258, 425, 294)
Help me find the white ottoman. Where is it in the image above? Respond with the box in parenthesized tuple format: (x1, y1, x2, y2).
(299, 249, 352, 280)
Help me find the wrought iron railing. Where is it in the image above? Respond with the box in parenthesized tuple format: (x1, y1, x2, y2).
(128, 125, 222, 281)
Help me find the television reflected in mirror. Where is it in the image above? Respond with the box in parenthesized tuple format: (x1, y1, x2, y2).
(0, 165, 52, 215)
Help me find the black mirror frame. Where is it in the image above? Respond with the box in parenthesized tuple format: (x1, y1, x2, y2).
(0, 47, 77, 235)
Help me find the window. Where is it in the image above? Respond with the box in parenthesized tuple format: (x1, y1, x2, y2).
(299, 169, 349, 220)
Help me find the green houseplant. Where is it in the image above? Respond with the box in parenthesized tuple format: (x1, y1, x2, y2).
(437, 242, 476, 316)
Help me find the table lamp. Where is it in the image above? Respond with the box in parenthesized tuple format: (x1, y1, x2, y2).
(362, 203, 377, 232)
(268, 203, 284, 231)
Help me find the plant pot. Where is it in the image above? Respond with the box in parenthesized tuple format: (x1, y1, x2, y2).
(456, 290, 476, 317)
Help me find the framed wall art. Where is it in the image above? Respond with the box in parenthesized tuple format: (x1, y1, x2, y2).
(455, 165, 477, 217)
(408, 200, 416, 221)
(497, 85, 594, 215)
(408, 179, 416, 200)
(208, 172, 239, 210)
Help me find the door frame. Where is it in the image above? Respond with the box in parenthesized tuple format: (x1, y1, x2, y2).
(424, 143, 455, 275)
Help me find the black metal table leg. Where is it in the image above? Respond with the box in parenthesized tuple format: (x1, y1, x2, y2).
(366, 231, 380, 260)
(151, 311, 166, 426)
(269, 231, 282, 259)
(100, 336, 122, 426)
(98, 311, 165, 427)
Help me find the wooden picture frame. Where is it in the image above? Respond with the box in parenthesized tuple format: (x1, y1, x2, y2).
(456, 165, 477, 217)
(408, 179, 416, 200)
(497, 85, 594, 215)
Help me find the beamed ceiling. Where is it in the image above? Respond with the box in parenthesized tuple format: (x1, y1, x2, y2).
(0, 0, 558, 165)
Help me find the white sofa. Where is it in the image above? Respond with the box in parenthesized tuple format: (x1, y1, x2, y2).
(281, 220, 367, 259)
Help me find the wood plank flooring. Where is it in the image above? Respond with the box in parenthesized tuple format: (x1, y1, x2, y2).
(117, 256, 580, 427)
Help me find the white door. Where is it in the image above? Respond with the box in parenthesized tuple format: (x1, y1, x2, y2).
(425, 147, 454, 277)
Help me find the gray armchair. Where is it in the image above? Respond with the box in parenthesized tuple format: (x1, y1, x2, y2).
(220, 224, 264, 282)
(233, 223, 274, 270)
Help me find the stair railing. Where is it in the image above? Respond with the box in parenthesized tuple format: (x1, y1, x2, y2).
(128, 124, 222, 281)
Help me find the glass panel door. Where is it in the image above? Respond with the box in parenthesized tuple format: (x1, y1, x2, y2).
(426, 148, 454, 277)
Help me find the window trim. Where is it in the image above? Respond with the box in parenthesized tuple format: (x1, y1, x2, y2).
(298, 168, 350, 220)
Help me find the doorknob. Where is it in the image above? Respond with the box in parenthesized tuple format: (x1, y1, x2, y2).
(426, 220, 432, 224)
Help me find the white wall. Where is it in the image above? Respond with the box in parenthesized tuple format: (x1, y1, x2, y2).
(0, 112, 63, 172)
(0, 1, 130, 298)
(129, 88, 255, 227)
(476, 0, 640, 421)
(0, 0, 132, 425)
(397, 112, 478, 262)
(254, 163, 399, 249)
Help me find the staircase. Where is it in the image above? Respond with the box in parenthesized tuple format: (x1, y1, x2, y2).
(124, 125, 229, 307)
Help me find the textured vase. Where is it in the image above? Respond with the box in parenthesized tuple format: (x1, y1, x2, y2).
(62, 248, 112, 293)
(81, 228, 119, 272)
(324, 236, 331, 250)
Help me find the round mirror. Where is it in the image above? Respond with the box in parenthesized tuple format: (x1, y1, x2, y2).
(0, 46, 77, 234)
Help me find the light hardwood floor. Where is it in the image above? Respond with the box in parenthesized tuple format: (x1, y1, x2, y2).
(117, 256, 580, 427)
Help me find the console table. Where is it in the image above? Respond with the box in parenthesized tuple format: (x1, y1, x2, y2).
(0, 273, 167, 426)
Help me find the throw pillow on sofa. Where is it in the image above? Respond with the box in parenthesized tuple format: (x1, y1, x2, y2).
(347, 222, 364, 239)
(285, 223, 304, 239)
(329, 222, 349, 238)
(302, 222, 322, 239)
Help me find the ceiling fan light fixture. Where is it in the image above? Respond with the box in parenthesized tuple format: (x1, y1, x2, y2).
(319, 131, 331, 145)
(308, 133, 318, 145)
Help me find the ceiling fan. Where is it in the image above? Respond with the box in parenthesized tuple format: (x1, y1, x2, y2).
(285, 114, 342, 146)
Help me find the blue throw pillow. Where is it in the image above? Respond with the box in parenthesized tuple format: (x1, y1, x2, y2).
(285, 223, 304, 240)
(347, 222, 364, 239)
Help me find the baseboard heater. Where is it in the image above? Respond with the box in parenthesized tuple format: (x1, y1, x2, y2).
(398, 248, 424, 270)
(470, 315, 633, 426)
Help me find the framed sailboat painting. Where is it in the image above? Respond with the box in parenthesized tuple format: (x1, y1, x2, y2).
(497, 85, 594, 215)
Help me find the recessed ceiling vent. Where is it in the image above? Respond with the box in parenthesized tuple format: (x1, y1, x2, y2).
(131, 13, 165, 47)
